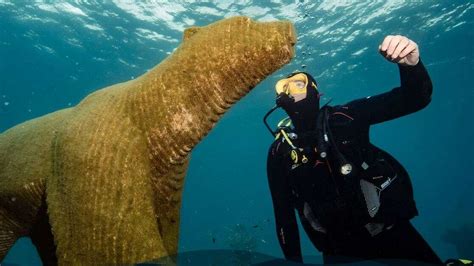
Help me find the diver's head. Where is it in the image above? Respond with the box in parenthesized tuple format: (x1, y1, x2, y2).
(275, 72, 321, 132)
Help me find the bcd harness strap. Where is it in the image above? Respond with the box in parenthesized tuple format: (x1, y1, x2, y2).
(275, 119, 309, 167)
(276, 107, 352, 175)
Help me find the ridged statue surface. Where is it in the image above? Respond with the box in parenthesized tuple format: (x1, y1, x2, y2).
(0, 16, 296, 265)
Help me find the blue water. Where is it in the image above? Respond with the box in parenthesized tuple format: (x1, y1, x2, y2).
(1, 1, 473, 265)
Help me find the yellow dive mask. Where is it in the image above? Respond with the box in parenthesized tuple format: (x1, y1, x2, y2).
(275, 73, 314, 102)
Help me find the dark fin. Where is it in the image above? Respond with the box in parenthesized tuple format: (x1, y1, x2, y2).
(29, 197, 58, 266)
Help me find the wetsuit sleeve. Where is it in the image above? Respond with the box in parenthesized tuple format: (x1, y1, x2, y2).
(266, 144, 303, 263)
(344, 59, 433, 125)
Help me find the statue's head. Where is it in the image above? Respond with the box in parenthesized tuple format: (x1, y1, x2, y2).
(141, 16, 297, 150)
(175, 16, 296, 107)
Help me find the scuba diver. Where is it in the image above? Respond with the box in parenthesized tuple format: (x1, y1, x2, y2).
(264, 35, 444, 264)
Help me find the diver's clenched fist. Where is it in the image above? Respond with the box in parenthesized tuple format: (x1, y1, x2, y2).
(379, 35, 420, 66)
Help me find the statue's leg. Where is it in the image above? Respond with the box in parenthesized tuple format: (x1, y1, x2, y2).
(0, 180, 46, 262)
(0, 207, 19, 261)
(29, 198, 58, 265)
(0, 196, 57, 265)
(47, 128, 169, 265)
(150, 162, 189, 259)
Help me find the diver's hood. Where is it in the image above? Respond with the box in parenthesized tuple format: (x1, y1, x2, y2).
(278, 72, 320, 133)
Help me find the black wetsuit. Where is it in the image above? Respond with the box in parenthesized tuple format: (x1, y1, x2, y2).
(267, 61, 443, 264)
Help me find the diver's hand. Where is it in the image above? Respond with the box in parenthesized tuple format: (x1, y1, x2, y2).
(379, 35, 420, 66)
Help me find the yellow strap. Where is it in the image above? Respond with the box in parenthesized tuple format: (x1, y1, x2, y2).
(275, 118, 296, 149)
(280, 129, 296, 149)
(274, 132, 281, 140)
(460, 259, 472, 264)
(277, 117, 292, 128)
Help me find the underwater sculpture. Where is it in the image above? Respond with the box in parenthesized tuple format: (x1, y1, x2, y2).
(0, 16, 296, 265)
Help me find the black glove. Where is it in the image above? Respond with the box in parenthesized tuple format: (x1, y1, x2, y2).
(276, 93, 295, 109)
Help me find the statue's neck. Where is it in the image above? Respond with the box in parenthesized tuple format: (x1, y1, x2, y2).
(127, 54, 232, 167)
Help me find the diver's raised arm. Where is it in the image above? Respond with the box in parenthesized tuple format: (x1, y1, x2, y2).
(343, 35, 433, 125)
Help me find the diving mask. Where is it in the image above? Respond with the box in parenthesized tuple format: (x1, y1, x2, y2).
(275, 73, 309, 102)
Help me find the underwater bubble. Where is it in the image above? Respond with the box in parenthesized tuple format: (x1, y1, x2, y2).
(302, 64, 307, 69)
(11, 197, 16, 202)
(4, 101, 9, 106)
